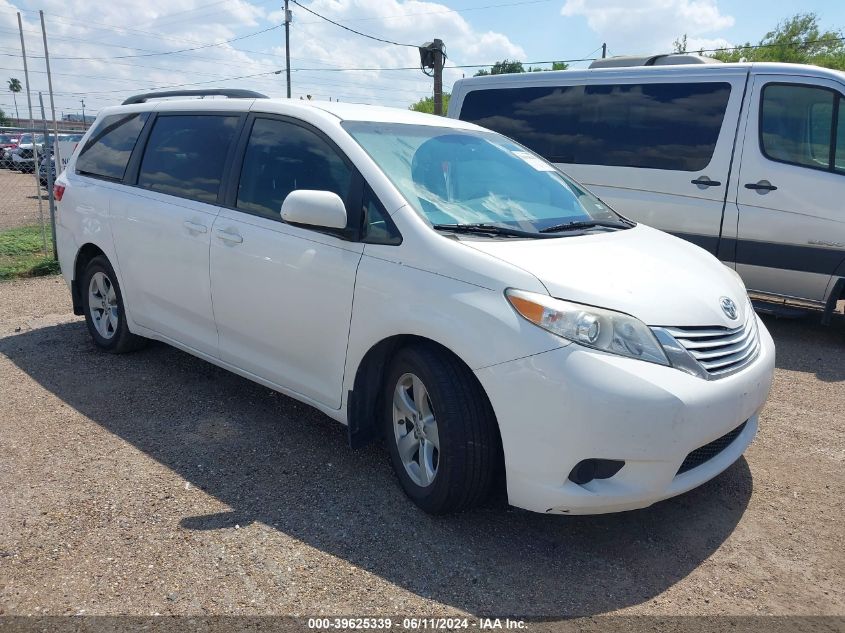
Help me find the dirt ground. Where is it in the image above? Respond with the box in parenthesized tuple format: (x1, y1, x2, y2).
(0, 168, 50, 231)
(0, 276, 843, 618)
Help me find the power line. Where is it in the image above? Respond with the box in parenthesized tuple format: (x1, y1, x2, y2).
(294, 0, 554, 25)
(446, 57, 599, 69)
(289, 0, 419, 49)
(14, 23, 284, 61)
(683, 35, 845, 55)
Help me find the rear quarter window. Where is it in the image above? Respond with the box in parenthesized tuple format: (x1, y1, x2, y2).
(76, 113, 149, 181)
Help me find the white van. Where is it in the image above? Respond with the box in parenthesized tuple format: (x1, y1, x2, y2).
(449, 58, 845, 322)
(55, 90, 774, 515)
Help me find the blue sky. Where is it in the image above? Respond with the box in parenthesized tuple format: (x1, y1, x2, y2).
(0, 0, 842, 118)
(463, 0, 845, 66)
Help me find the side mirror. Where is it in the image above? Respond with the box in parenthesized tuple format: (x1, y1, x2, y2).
(280, 190, 347, 230)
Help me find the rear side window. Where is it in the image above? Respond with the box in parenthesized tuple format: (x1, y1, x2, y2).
(236, 118, 352, 220)
(458, 82, 731, 171)
(76, 113, 149, 181)
(760, 84, 842, 173)
(137, 115, 240, 203)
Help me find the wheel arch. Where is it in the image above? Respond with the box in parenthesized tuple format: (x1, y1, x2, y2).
(346, 334, 502, 455)
(71, 243, 108, 315)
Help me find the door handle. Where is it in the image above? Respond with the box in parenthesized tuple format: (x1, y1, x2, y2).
(183, 220, 208, 234)
(744, 180, 777, 192)
(691, 176, 721, 187)
(214, 228, 243, 244)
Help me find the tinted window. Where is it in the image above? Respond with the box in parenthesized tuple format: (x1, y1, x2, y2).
(138, 115, 240, 203)
(460, 86, 583, 163)
(236, 118, 352, 220)
(76, 113, 148, 180)
(760, 84, 841, 172)
(459, 82, 731, 171)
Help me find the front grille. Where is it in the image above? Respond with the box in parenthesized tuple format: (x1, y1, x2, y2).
(18, 148, 33, 159)
(677, 420, 747, 475)
(661, 309, 760, 378)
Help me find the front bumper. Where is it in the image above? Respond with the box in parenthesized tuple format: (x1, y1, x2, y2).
(475, 315, 775, 514)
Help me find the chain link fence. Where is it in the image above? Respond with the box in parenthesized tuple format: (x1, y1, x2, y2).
(0, 126, 86, 278)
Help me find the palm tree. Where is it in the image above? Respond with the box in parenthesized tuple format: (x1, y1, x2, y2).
(8, 78, 22, 122)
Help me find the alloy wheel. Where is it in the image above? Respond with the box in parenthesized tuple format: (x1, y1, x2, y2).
(88, 271, 118, 340)
(392, 372, 440, 487)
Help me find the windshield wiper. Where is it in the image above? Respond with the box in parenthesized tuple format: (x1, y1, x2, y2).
(433, 223, 551, 238)
(539, 219, 632, 234)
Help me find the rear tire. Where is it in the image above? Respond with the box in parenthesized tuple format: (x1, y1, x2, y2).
(80, 255, 147, 354)
(383, 344, 500, 514)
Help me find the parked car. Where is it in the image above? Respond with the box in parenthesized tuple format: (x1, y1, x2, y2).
(55, 89, 775, 515)
(10, 133, 45, 173)
(449, 57, 845, 324)
(39, 134, 83, 186)
(0, 134, 20, 169)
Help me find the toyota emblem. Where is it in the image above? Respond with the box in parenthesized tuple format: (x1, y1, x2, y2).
(720, 297, 738, 320)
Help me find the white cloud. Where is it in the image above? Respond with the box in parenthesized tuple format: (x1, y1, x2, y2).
(560, 0, 734, 55)
(0, 0, 525, 119)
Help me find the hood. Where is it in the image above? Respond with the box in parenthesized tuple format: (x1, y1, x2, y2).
(462, 224, 750, 327)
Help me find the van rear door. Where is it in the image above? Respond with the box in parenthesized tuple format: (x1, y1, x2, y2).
(453, 69, 748, 257)
(733, 74, 845, 305)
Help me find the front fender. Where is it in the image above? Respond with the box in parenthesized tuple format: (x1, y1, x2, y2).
(341, 251, 567, 420)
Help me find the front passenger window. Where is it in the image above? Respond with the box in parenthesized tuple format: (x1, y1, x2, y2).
(760, 84, 841, 172)
(237, 118, 352, 220)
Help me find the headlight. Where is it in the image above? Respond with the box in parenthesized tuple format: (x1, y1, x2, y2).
(506, 289, 669, 366)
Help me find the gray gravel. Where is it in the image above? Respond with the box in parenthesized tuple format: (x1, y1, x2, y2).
(0, 276, 843, 617)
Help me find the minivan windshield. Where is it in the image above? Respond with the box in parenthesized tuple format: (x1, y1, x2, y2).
(342, 121, 628, 235)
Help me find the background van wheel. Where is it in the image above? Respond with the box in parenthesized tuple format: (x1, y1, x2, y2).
(383, 344, 500, 514)
(80, 255, 147, 353)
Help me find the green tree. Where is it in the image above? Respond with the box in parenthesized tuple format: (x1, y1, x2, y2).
(7, 77, 21, 121)
(409, 93, 451, 115)
(474, 59, 569, 76)
(0, 107, 8, 126)
(676, 13, 845, 69)
(474, 59, 525, 76)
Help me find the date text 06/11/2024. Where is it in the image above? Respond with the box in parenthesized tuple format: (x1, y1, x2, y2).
(306, 617, 527, 629)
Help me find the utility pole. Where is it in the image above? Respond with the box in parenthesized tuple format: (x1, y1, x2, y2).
(17, 12, 48, 255)
(39, 92, 57, 259)
(433, 38, 444, 116)
(601, 42, 607, 58)
(40, 11, 61, 175)
(80, 98, 86, 127)
(284, 0, 292, 98)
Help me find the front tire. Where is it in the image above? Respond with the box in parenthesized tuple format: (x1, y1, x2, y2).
(383, 344, 500, 514)
(80, 255, 147, 353)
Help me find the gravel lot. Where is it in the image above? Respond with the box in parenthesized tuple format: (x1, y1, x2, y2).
(0, 168, 49, 231)
(0, 276, 843, 618)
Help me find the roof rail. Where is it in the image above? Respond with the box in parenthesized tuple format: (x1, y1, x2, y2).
(121, 89, 269, 105)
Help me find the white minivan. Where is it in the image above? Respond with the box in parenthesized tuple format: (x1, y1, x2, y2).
(54, 89, 775, 515)
(449, 58, 845, 322)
